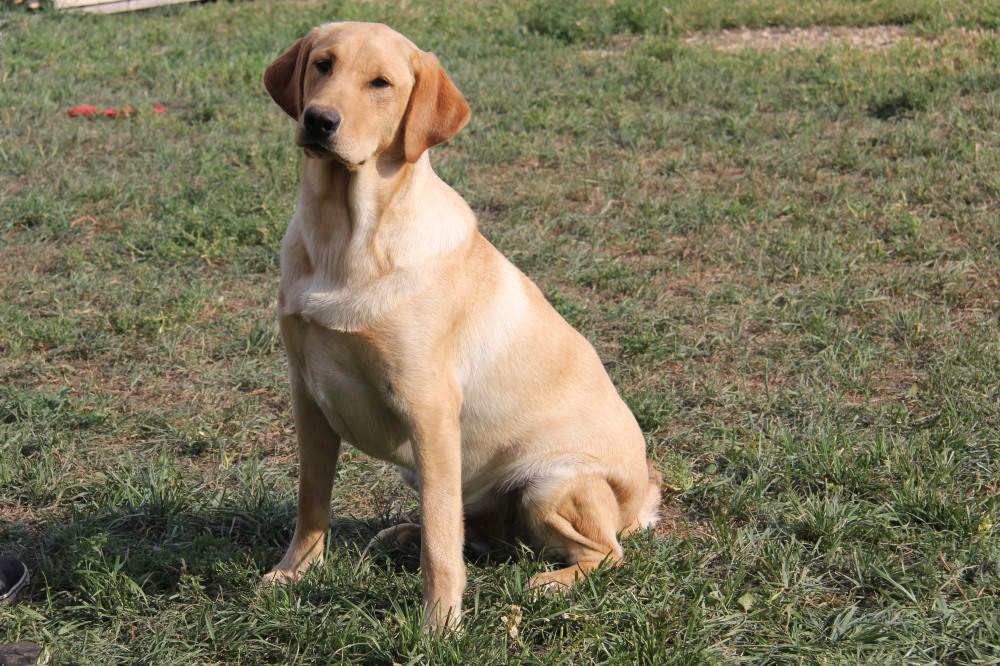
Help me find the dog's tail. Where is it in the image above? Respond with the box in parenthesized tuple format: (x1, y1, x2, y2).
(637, 460, 663, 528)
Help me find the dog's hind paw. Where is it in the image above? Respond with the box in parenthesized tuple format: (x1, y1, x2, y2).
(528, 570, 575, 595)
(369, 522, 422, 549)
(528, 560, 609, 594)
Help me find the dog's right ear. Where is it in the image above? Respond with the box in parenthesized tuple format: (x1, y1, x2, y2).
(264, 36, 312, 119)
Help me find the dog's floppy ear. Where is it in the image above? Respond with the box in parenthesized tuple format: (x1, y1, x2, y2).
(264, 36, 313, 119)
(403, 52, 471, 163)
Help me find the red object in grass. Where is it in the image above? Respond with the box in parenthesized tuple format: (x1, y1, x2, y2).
(67, 105, 97, 117)
(68, 104, 163, 119)
(102, 108, 135, 118)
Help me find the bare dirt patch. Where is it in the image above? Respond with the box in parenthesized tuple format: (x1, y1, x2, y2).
(684, 25, 984, 52)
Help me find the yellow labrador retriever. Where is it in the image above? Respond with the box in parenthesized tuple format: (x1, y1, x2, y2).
(262, 21, 661, 630)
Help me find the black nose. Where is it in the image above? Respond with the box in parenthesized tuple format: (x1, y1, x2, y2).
(302, 106, 341, 138)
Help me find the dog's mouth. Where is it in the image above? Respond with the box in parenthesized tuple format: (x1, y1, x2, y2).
(295, 124, 336, 157)
(297, 141, 366, 169)
(297, 141, 333, 158)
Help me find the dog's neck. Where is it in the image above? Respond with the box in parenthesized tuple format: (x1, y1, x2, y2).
(296, 153, 413, 279)
(286, 150, 476, 331)
(300, 153, 412, 229)
(293, 151, 473, 286)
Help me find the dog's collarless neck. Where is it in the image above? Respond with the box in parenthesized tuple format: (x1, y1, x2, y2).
(300, 156, 423, 231)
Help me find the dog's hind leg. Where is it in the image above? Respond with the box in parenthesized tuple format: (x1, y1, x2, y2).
(526, 474, 631, 590)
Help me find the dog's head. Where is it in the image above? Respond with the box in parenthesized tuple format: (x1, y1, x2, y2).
(264, 22, 470, 167)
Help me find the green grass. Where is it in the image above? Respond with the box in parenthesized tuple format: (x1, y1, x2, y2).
(1, 0, 998, 663)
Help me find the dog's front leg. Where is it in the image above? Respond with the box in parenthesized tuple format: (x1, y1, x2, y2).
(263, 369, 341, 585)
(411, 387, 465, 631)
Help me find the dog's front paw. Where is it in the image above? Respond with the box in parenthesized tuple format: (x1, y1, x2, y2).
(259, 568, 303, 589)
(423, 599, 462, 634)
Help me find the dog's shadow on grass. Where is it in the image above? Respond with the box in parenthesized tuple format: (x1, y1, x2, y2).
(1, 499, 425, 605)
(3, 486, 540, 621)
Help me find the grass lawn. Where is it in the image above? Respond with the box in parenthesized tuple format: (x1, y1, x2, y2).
(1, 0, 998, 662)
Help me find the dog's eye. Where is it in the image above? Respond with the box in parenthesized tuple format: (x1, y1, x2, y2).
(370, 77, 391, 89)
(313, 59, 332, 75)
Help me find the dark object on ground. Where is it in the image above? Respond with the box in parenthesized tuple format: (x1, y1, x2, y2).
(0, 642, 45, 666)
(0, 558, 28, 604)
(0, 560, 44, 665)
